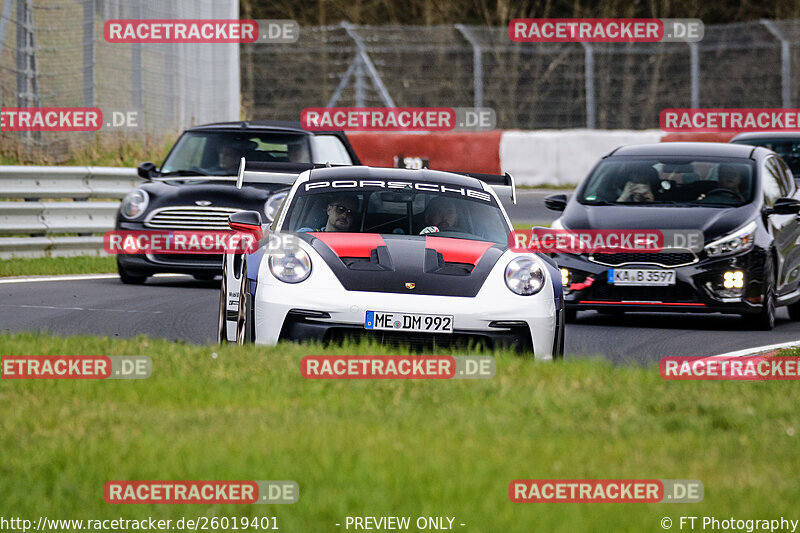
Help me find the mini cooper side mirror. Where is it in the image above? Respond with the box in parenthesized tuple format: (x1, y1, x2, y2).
(229, 210, 263, 231)
(544, 193, 568, 212)
(137, 161, 158, 179)
(766, 197, 800, 215)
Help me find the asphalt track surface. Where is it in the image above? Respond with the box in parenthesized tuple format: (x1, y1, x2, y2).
(2, 274, 799, 364)
(3, 190, 798, 363)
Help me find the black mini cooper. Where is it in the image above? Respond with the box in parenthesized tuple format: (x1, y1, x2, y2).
(114, 120, 360, 284)
(546, 142, 800, 330)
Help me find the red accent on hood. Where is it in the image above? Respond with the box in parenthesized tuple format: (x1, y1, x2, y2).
(425, 236, 494, 265)
(310, 232, 386, 258)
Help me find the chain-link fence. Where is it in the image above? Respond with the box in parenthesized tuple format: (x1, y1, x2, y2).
(0, 0, 239, 147)
(243, 20, 800, 129)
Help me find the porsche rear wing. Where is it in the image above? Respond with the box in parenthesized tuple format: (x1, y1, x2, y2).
(454, 171, 516, 204)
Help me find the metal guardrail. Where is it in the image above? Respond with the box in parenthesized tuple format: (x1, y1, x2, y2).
(0, 166, 143, 259)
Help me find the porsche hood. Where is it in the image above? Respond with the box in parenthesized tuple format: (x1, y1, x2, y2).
(296, 232, 506, 297)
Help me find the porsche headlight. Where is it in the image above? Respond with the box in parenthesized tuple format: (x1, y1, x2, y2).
(264, 191, 287, 222)
(505, 257, 546, 295)
(705, 221, 756, 257)
(120, 189, 149, 219)
(268, 246, 311, 283)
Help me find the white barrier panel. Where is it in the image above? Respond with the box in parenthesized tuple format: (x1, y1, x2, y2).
(500, 129, 664, 186)
(0, 236, 105, 259)
(0, 166, 141, 199)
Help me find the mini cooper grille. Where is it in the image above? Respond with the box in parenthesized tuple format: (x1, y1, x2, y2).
(144, 206, 241, 230)
(589, 251, 697, 267)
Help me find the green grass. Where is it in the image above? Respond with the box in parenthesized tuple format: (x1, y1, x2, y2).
(1, 332, 799, 531)
(0, 256, 116, 277)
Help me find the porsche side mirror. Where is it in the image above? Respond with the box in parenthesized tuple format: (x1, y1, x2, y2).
(545, 193, 568, 212)
(229, 210, 263, 231)
(137, 161, 158, 179)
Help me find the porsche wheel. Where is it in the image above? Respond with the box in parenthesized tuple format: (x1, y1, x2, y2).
(236, 258, 254, 345)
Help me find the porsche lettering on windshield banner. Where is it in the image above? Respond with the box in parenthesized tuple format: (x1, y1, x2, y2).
(302, 180, 494, 203)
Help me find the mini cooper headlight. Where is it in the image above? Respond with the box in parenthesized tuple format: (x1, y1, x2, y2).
(705, 221, 756, 257)
(264, 191, 288, 222)
(120, 189, 149, 219)
(505, 257, 546, 295)
(268, 246, 312, 283)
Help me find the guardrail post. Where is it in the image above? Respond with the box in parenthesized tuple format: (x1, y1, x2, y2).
(689, 42, 700, 108)
(455, 24, 484, 109)
(761, 20, 791, 108)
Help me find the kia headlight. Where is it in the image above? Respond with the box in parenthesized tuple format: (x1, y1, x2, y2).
(264, 191, 287, 222)
(505, 257, 546, 295)
(268, 245, 312, 283)
(120, 189, 149, 219)
(705, 221, 756, 257)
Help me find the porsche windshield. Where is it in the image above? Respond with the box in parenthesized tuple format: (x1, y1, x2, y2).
(283, 183, 510, 243)
(579, 158, 757, 207)
(160, 131, 310, 177)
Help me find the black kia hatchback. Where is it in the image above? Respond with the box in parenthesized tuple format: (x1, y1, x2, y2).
(546, 142, 800, 330)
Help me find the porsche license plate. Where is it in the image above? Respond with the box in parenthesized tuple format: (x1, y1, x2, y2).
(365, 311, 454, 333)
(608, 269, 676, 286)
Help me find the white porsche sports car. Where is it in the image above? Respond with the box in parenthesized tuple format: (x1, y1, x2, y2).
(218, 166, 564, 359)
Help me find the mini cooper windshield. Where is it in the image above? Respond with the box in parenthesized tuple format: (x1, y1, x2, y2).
(284, 183, 510, 243)
(161, 131, 311, 177)
(580, 158, 758, 207)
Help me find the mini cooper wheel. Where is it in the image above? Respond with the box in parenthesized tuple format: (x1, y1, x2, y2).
(117, 259, 147, 285)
